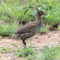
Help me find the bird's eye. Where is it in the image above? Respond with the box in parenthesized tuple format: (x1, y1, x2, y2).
(40, 12, 43, 14)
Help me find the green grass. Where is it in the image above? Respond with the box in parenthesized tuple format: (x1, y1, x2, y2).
(0, 45, 60, 60)
(17, 45, 60, 60)
(11, 43, 60, 60)
(39, 25, 49, 34)
(41, 45, 60, 60)
(0, 0, 60, 23)
(0, 47, 16, 53)
(27, 45, 60, 60)
(0, 0, 60, 36)
(58, 27, 60, 30)
(0, 22, 19, 36)
(11, 44, 37, 57)
(16, 46, 36, 57)
(57, 25, 60, 30)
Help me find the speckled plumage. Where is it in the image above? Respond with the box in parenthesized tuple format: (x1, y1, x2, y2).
(15, 11, 45, 46)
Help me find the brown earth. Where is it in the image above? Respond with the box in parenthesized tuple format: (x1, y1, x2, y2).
(0, 31, 60, 60)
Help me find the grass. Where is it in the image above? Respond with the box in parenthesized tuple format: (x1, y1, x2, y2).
(41, 45, 60, 60)
(11, 43, 37, 57)
(0, 0, 60, 36)
(0, 47, 16, 53)
(27, 45, 60, 60)
(16, 46, 36, 57)
(39, 25, 49, 34)
(0, 22, 19, 37)
(58, 27, 60, 30)
(57, 25, 60, 30)
(0, 44, 60, 60)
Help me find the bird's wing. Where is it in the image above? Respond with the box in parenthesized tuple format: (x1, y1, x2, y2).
(15, 22, 37, 34)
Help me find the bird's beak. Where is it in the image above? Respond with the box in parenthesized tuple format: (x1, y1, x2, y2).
(43, 13, 46, 15)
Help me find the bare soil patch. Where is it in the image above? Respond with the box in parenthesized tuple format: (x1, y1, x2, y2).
(0, 31, 60, 60)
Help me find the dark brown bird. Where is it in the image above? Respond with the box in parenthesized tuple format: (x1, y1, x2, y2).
(15, 11, 46, 46)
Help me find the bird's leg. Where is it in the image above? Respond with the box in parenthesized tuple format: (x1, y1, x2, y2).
(22, 40, 26, 48)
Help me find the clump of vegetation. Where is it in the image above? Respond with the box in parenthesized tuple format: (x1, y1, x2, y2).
(0, 47, 16, 53)
(0, 0, 60, 35)
(18, 45, 60, 60)
(0, 44, 60, 60)
(0, 23, 19, 37)
(41, 46, 60, 60)
(34, 45, 60, 60)
(11, 44, 37, 57)
(16, 46, 37, 57)
(39, 26, 49, 34)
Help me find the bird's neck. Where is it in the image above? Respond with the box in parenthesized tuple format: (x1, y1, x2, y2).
(37, 15, 41, 21)
(37, 14, 42, 27)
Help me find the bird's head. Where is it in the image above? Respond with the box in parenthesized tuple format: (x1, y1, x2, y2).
(37, 11, 46, 18)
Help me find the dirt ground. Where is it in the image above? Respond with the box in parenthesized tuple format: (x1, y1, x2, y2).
(0, 31, 60, 60)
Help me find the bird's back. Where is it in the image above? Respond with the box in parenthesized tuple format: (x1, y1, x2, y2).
(15, 20, 41, 40)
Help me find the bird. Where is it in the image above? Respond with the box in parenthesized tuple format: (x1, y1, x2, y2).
(15, 11, 46, 47)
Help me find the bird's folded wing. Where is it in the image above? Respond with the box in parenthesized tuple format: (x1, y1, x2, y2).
(15, 22, 37, 34)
